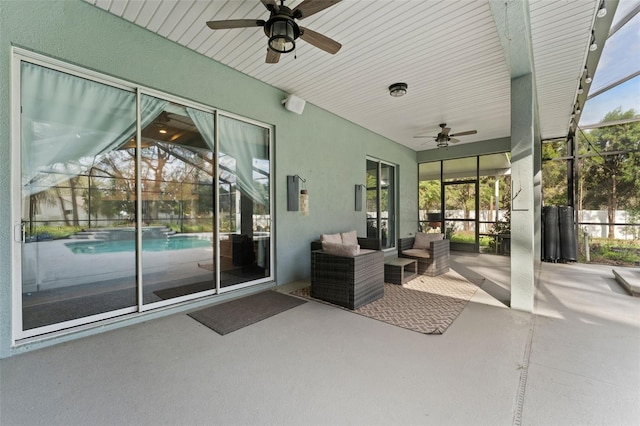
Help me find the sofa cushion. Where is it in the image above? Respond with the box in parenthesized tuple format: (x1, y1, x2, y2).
(341, 230, 358, 246)
(402, 248, 432, 259)
(322, 241, 361, 257)
(413, 232, 444, 249)
(321, 233, 342, 244)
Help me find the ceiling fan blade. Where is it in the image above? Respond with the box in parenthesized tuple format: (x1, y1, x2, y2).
(440, 127, 451, 136)
(413, 135, 436, 139)
(206, 19, 265, 30)
(293, 0, 342, 19)
(450, 130, 477, 137)
(265, 48, 281, 64)
(299, 27, 342, 54)
(449, 138, 461, 144)
(261, 0, 279, 12)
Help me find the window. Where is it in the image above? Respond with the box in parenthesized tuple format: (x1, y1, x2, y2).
(366, 159, 396, 249)
(419, 153, 511, 253)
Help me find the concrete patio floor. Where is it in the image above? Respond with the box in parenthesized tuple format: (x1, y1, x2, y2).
(1, 253, 638, 425)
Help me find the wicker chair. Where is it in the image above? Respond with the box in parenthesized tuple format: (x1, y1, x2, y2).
(310, 238, 384, 310)
(398, 236, 450, 276)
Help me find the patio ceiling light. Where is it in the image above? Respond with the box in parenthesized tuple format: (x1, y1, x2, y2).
(589, 30, 598, 51)
(389, 82, 408, 97)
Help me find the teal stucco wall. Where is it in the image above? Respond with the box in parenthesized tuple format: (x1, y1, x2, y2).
(0, 1, 418, 357)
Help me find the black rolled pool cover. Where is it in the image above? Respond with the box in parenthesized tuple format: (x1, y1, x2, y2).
(558, 206, 578, 261)
(542, 206, 560, 261)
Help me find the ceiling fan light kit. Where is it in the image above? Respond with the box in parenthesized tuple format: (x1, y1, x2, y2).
(413, 123, 477, 148)
(206, 0, 342, 64)
(268, 16, 299, 53)
(389, 82, 408, 97)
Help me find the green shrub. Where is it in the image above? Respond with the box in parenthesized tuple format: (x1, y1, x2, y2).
(28, 225, 83, 240)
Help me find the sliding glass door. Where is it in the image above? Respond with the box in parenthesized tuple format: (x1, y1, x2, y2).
(20, 62, 140, 330)
(16, 55, 272, 338)
(139, 98, 217, 304)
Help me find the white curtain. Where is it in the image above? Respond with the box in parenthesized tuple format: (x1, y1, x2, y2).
(21, 62, 168, 194)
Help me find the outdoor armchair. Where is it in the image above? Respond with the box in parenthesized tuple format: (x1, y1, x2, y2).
(310, 232, 384, 309)
(398, 234, 450, 276)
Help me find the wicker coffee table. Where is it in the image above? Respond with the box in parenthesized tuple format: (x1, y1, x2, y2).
(384, 258, 417, 285)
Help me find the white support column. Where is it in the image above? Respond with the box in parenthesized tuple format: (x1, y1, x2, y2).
(510, 73, 536, 312)
(489, 0, 540, 312)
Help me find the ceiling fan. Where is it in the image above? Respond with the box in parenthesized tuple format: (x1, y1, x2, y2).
(206, 0, 342, 64)
(414, 123, 478, 148)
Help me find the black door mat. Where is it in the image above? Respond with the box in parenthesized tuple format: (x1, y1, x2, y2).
(188, 290, 307, 335)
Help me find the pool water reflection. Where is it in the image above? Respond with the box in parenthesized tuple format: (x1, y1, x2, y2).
(65, 235, 212, 254)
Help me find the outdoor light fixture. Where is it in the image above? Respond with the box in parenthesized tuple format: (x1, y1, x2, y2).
(575, 102, 581, 114)
(287, 174, 308, 215)
(389, 83, 408, 97)
(583, 66, 593, 84)
(597, 0, 607, 18)
(589, 30, 598, 51)
(300, 188, 309, 216)
(355, 184, 366, 211)
(268, 17, 299, 53)
(578, 84, 584, 94)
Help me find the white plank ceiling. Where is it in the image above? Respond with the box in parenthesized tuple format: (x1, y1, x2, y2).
(84, 0, 600, 152)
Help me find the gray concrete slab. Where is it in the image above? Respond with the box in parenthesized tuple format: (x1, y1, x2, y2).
(1, 254, 639, 426)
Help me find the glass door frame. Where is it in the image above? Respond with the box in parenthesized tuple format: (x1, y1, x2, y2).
(11, 48, 275, 343)
(443, 178, 480, 253)
(433, 156, 480, 253)
(366, 157, 397, 250)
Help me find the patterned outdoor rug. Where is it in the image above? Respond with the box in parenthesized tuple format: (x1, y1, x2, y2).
(291, 270, 483, 334)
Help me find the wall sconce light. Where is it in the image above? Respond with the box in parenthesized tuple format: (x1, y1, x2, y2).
(577, 83, 584, 95)
(355, 184, 366, 211)
(574, 102, 581, 114)
(287, 174, 308, 215)
(388, 82, 408, 97)
(300, 188, 309, 216)
(589, 30, 598, 51)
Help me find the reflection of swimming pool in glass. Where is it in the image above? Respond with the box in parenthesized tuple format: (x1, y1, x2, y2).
(65, 236, 212, 254)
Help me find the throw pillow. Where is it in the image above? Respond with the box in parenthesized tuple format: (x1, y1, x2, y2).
(413, 232, 444, 249)
(320, 233, 342, 244)
(341, 230, 358, 246)
(322, 241, 361, 257)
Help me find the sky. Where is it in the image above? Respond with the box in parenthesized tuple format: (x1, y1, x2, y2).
(580, 1, 640, 126)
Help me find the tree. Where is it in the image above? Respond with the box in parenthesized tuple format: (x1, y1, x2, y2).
(542, 139, 569, 206)
(578, 108, 640, 238)
(418, 180, 441, 212)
